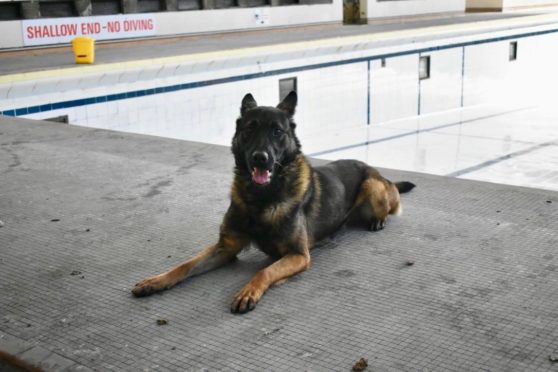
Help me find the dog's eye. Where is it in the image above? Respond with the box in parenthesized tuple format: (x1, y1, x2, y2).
(272, 128, 284, 137)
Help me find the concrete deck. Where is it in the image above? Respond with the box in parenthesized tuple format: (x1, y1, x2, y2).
(1, 116, 558, 371)
(0, 11, 546, 76)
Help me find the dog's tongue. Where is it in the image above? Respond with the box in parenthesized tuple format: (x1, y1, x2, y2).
(251, 168, 270, 185)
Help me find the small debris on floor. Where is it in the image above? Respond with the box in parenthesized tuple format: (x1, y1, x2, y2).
(405, 260, 415, 266)
(262, 327, 282, 337)
(51, 218, 60, 222)
(547, 200, 553, 204)
(171, 346, 176, 351)
(167, 255, 172, 258)
(86, 228, 90, 232)
(26, 324, 32, 328)
(156, 319, 168, 326)
(549, 354, 558, 363)
(352, 357, 368, 372)
(80, 275, 85, 279)
(70, 270, 82, 276)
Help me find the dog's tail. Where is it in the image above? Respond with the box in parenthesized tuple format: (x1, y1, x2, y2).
(395, 181, 416, 194)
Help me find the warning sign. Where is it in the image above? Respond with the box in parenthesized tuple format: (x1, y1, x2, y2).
(22, 14, 157, 46)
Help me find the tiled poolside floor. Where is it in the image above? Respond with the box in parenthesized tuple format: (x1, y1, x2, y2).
(1, 116, 557, 371)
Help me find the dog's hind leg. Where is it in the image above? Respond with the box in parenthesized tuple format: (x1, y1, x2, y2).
(355, 171, 401, 231)
(132, 232, 249, 297)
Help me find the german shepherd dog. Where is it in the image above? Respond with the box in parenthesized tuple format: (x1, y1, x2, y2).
(132, 92, 415, 313)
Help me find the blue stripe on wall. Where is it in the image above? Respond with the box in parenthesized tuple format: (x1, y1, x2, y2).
(2, 27, 557, 117)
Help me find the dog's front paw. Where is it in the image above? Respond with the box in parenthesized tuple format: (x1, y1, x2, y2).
(132, 274, 172, 297)
(231, 285, 263, 314)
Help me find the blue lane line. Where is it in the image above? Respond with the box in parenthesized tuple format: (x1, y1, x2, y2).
(307, 107, 529, 157)
(2, 27, 558, 117)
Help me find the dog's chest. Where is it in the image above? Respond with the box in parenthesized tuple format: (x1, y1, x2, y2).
(248, 210, 288, 238)
(253, 241, 284, 258)
(260, 200, 296, 225)
(245, 205, 298, 257)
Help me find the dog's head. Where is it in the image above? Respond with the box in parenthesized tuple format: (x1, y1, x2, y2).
(232, 91, 301, 187)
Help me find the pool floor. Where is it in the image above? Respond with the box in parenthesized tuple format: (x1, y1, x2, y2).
(305, 103, 558, 192)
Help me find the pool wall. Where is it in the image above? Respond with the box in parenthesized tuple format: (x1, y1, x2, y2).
(1, 15, 557, 147)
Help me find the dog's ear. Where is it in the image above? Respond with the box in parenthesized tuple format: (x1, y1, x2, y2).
(277, 91, 297, 117)
(240, 93, 257, 116)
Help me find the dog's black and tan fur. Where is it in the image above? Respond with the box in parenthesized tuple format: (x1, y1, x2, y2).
(132, 92, 415, 313)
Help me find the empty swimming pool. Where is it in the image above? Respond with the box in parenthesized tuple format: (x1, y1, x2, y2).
(2, 15, 558, 191)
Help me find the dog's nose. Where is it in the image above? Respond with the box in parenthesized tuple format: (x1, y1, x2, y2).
(251, 151, 269, 167)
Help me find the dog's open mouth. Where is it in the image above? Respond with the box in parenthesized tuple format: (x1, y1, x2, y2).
(251, 167, 272, 185)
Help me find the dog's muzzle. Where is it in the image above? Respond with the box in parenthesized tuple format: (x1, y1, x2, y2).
(250, 151, 272, 185)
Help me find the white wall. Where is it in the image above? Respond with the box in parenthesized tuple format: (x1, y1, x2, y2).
(0, 21, 23, 49)
(461, 33, 558, 108)
(296, 62, 368, 138)
(503, 0, 558, 8)
(462, 40, 510, 107)
(0, 2, 342, 49)
(155, 1, 342, 37)
(420, 48, 463, 115)
(370, 54, 419, 124)
(366, 0, 465, 20)
(14, 62, 369, 146)
(513, 32, 558, 106)
(79, 78, 268, 145)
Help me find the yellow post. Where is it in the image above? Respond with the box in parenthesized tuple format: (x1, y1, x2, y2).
(71, 37, 95, 64)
